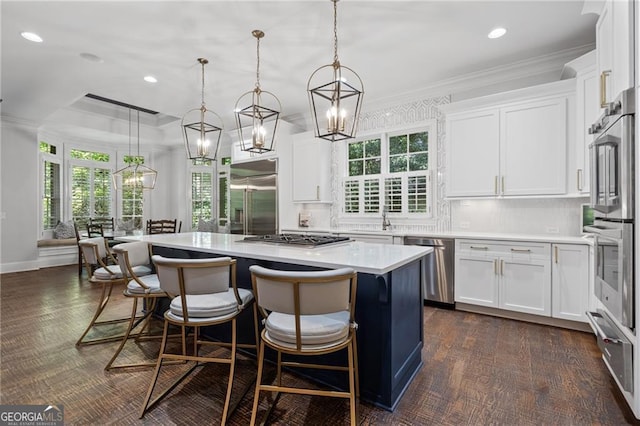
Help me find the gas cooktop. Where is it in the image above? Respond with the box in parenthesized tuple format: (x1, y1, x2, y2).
(241, 233, 351, 247)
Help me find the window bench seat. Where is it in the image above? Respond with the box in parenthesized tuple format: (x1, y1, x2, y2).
(37, 238, 78, 268)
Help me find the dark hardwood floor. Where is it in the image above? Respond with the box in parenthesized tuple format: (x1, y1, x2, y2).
(1, 265, 638, 425)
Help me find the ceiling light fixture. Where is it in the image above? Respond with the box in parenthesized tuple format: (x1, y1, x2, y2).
(181, 58, 223, 161)
(307, 0, 363, 142)
(144, 75, 158, 83)
(488, 27, 507, 39)
(21, 32, 43, 43)
(113, 108, 157, 190)
(235, 30, 281, 154)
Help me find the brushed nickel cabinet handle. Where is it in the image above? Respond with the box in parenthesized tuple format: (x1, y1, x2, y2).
(600, 70, 611, 108)
(577, 169, 583, 191)
(500, 259, 504, 276)
(494, 259, 498, 275)
(501, 176, 505, 194)
(316, 185, 320, 200)
(510, 248, 531, 253)
(494, 176, 498, 195)
(470, 246, 489, 250)
(554, 246, 559, 264)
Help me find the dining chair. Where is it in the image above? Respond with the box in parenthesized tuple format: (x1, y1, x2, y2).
(140, 255, 258, 425)
(146, 219, 180, 234)
(90, 216, 115, 231)
(86, 223, 104, 238)
(249, 265, 359, 426)
(105, 241, 179, 370)
(76, 237, 142, 346)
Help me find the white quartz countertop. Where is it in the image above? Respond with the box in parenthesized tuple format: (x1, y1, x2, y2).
(117, 232, 433, 275)
(282, 227, 593, 245)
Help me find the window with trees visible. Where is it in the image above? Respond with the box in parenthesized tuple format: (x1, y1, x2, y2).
(342, 127, 433, 217)
(69, 148, 112, 227)
(189, 158, 215, 229)
(218, 157, 231, 228)
(119, 155, 145, 229)
(40, 142, 61, 231)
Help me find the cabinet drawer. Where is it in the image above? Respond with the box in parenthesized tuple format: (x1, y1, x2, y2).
(457, 239, 550, 257)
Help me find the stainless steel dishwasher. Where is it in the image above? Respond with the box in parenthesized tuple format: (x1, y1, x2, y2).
(404, 236, 455, 306)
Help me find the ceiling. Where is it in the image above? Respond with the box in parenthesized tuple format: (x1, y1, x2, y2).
(1, 1, 597, 146)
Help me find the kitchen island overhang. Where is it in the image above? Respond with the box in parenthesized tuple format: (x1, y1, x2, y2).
(117, 232, 433, 411)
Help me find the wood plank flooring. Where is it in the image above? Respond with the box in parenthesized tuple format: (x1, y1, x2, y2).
(1, 265, 638, 425)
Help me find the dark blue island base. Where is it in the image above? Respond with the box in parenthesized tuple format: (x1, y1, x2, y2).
(152, 246, 425, 411)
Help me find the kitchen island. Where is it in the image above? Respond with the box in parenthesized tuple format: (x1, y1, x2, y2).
(118, 232, 432, 411)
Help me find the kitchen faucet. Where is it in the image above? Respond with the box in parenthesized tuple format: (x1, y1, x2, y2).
(382, 205, 391, 230)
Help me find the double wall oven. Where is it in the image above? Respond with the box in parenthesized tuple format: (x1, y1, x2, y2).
(585, 88, 635, 396)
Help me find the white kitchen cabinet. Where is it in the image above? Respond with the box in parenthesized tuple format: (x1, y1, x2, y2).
(455, 239, 551, 316)
(596, 0, 634, 108)
(445, 80, 573, 198)
(447, 109, 499, 197)
(500, 97, 567, 196)
(292, 132, 332, 203)
(551, 243, 589, 322)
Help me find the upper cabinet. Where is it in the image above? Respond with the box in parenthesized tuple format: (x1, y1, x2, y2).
(444, 80, 574, 198)
(292, 132, 332, 203)
(563, 50, 599, 195)
(596, 0, 634, 108)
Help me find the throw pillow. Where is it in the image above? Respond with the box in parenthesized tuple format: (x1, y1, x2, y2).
(54, 220, 76, 239)
(197, 218, 217, 232)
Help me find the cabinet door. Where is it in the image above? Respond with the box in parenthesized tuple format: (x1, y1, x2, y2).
(611, 0, 633, 97)
(454, 254, 499, 307)
(596, 0, 613, 107)
(499, 257, 551, 316)
(446, 109, 500, 197)
(292, 135, 332, 202)
(500, 97, 567, 195)
(575, 69, 599, 194)
(552, 244, 589, 322)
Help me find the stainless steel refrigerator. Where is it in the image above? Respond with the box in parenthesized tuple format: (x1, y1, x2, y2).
(229, 159, 278, 235)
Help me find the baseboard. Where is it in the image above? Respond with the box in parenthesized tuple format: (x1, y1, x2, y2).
(455, 303, 592, 333)
(0, 260, 40, 274)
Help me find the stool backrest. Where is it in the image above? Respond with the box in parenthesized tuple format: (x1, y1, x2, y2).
(249, 266, 357, 316)
(79, 237, 109, 264)
(112, 241, 151, 273)
(152, 255, 234, 297)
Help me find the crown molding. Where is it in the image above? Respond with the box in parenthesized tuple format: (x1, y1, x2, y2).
(363, 44, 595, 113)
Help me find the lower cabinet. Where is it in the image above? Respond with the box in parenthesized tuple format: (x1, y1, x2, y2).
(339, 233, 393, 244)
(455, 239, 551, 316)
(551, 243, 590, 322)
(455, 239, 590, 322)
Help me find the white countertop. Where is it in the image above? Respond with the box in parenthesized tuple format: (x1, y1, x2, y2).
(116, 232, 433, 275)
(282, 227, 593, 245)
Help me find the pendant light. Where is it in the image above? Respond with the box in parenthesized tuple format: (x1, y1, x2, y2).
(113, 108, 157, 190)
(182, 58, 224, 161)
(235, 30, 281, 154)
(307, 0, 364, 142)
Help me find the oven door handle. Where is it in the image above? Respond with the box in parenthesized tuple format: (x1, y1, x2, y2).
(586, 311, 623, 344)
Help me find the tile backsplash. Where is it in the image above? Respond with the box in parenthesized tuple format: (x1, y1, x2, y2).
(451, 198, 588, 236)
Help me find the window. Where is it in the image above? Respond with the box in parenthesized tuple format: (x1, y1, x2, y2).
(189, 158, 216, 229)
(119, 158, 145, 229)
(40, 142, 61, 231)
(342, 127, 433, 217)
(218, 157, 231, 227)
(69, 148, 112, 227)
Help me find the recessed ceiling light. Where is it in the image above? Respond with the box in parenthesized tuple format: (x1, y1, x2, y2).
(80, 52, 104, 63)
(144, 75, 158, 83)
(21, 32, 43, 43)
(488, 27, 507, 39)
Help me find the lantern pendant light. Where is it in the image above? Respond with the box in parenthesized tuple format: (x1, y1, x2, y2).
(235, 30, 281, 154)
(307, 0, 364, 142)
(113, 108, 157, 190)
(182, 58, 224, 161)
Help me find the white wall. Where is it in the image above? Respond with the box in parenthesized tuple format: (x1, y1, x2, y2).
(1, 120, 40, 272)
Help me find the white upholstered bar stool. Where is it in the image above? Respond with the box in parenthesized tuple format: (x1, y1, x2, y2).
(76, 237, 138, 346)
(105, 241, 168, 370)
(140, 255, 258, 425)
(249, 265, 359, 426)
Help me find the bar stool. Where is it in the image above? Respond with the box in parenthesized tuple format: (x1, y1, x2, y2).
(76, 237, 139, 346)
(140, 255, 258, 425)
(105, 241, 169, 370)
(249, 265, 359, 425)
